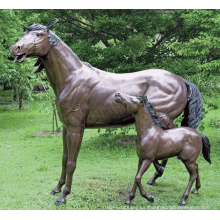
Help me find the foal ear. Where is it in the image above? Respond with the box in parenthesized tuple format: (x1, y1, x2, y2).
(47, 19, 58, 31)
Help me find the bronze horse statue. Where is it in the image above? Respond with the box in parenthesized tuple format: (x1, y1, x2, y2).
(115, 92, 211, 206)
(10, 19, 203, 206)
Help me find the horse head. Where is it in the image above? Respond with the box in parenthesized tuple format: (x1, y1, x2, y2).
(115, 92, 144, 114)
(11, 19, 60, 63)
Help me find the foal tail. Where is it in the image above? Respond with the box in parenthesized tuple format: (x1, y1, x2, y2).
(201, 134, 211, 164)
(181, 79, 203, 129)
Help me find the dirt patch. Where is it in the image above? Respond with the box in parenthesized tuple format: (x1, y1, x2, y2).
(118, 190, 129, 198)
(32, 130, 62, 137)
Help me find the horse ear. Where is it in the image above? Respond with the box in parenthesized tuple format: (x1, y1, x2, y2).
(47, 19, 58, 31)
(141, 96, 145, 104)
(23, 25, 31, 31)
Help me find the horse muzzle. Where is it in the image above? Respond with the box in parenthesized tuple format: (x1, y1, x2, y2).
(11, 44, 27, 63)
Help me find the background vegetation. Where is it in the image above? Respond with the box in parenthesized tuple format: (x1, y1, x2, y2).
(0, 9, 219, 210)
(1, 9, 220, 108)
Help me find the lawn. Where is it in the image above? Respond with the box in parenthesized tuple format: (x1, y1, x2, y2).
(0, 86, 219, 210)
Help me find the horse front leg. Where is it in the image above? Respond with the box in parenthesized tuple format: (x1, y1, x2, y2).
(136, 160, 154, 203)
(125, 160, 141, 205)
(55, 127, 84, 206)
(51, 126, 68, 195)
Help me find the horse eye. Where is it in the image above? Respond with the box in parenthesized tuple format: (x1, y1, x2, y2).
(36, 33, 41, 37)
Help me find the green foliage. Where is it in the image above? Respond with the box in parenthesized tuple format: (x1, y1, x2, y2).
(0, 10, 39, 109)
(10, 9, 183, 72)
(169, 10, 220, 77)
(2, 9, 220, 87)
(1, 9, 220, 127)
(98, 125, 136, 138)
(2, 9, 220, 77)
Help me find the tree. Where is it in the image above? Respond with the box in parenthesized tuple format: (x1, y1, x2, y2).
(11, 9, 220, 78)
(0, 9, 41, 109)
(1, 59, 36, 109)
(170, 10, 220, 76)
(16, 9, 187, 73)
(1, 9, 220, 109)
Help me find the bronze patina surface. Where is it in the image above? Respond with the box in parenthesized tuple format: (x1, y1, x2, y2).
(115, 93, 211, 206)
(11, 19, 203, 205)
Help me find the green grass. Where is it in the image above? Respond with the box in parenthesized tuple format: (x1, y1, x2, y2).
(0, 88, 220, 210)
(0, 87, 13, 102)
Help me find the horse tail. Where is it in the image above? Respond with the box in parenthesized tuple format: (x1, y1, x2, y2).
(181, 79, 203, 129)
(201, 134, 211, 164)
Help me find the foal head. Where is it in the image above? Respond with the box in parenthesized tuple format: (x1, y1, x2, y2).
(115, 92, 144, 114)
(11, 19, 60, 62)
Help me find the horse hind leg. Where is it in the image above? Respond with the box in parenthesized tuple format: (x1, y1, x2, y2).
(179, 162, 198, 206)
(191, 165, 201, 194)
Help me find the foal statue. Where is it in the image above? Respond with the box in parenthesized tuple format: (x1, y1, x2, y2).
(115, 92, 211, 206)
(11, 19, 203, 205)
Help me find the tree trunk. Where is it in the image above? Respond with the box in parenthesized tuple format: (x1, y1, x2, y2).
(52, 109, 55, 132)
(18, 90, 23, 109)
(13, 87, 18, 102)
(52, 102, 59, 132)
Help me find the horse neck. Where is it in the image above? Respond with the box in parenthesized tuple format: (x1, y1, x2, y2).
(41, 42, 83, 97)
(134, 105, 157, 139)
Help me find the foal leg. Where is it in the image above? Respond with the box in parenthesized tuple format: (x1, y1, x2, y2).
(55, 128, 84, 206)
(125, 160, 141, 205)
(51, 127, 68, 195)
(179, 162, 198, 206)
(147, 160, 168, 185)
(191, 165, 201, 194)
(136, 160, 154, 203)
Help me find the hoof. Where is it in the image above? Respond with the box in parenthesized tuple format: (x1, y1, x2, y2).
(147, 181, 156, 186)
(179, 202, 186, 207)
(147, 194, 154, 203)
(147, 181, 155, 186)
(51, 190, 60, 195)
(191, 188, 199, 194)
(124, 200, 131, 205)
(55, 200, 66, 206)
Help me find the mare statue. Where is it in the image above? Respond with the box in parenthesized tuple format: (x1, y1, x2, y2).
(11, 19, 203, 206)
(115, 92, 211, 206)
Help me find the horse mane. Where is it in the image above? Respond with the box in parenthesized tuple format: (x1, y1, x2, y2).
(138, 95, 164, 129)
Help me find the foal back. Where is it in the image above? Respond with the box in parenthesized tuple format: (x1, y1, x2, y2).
(156, 127, 202, 162)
